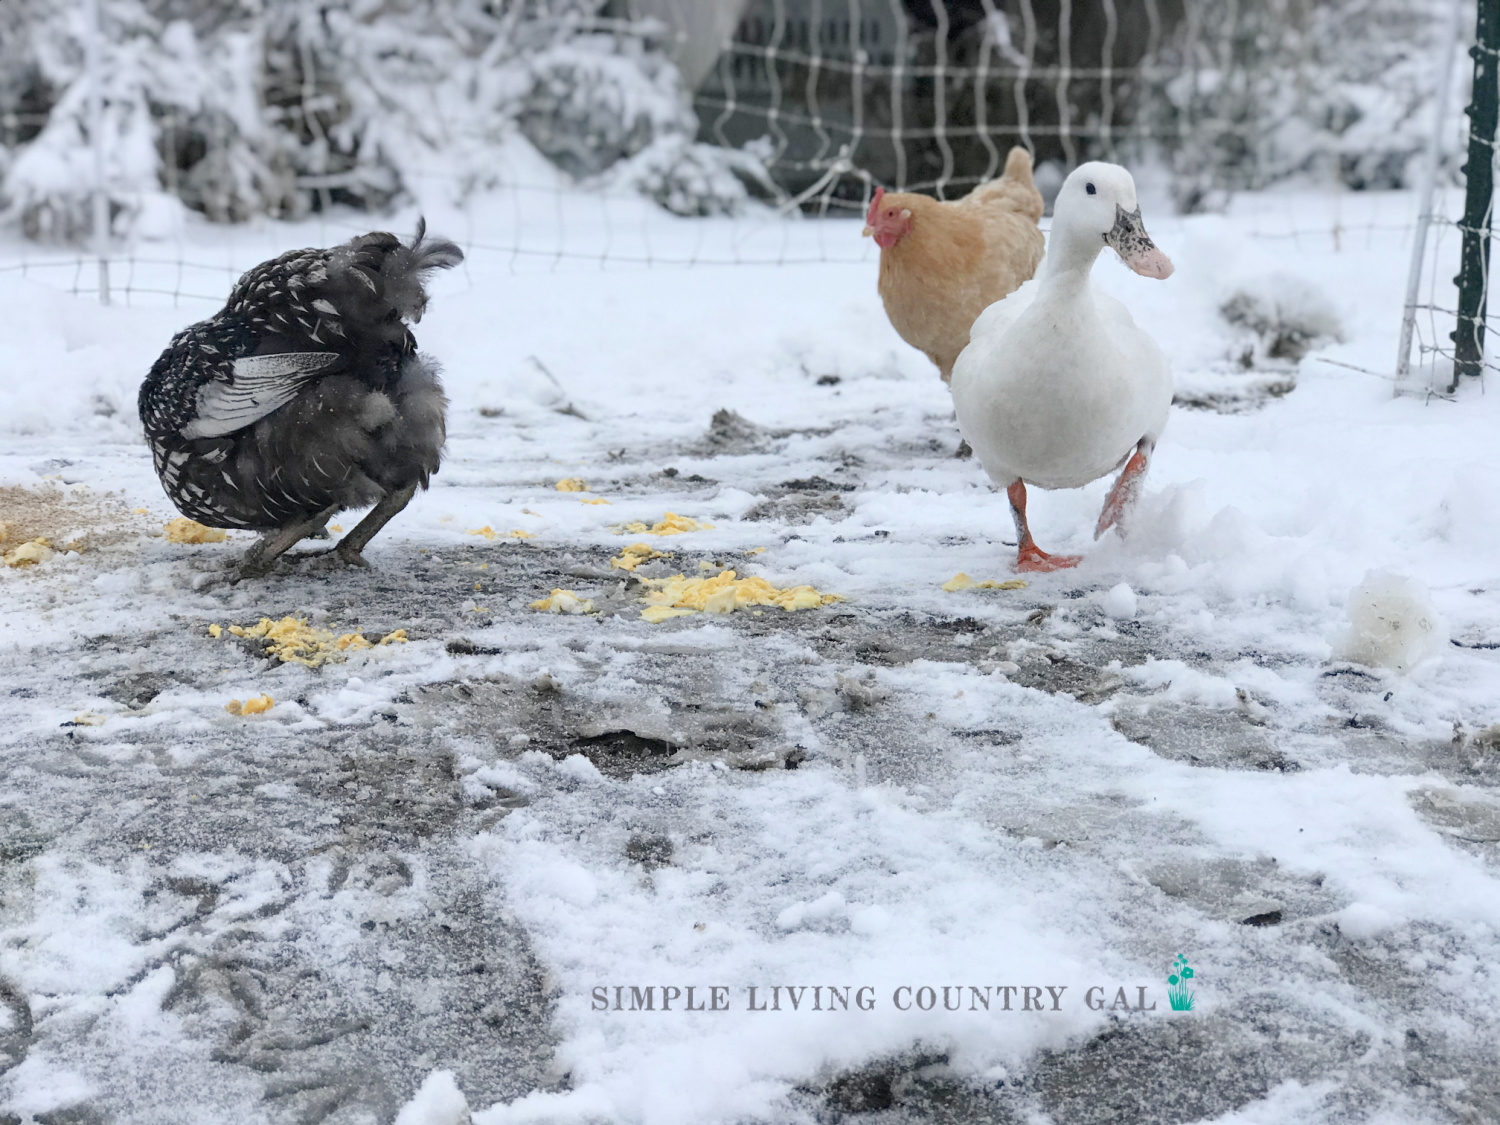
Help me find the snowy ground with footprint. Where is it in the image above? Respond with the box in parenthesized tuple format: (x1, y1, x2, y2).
(1, 184, 1499, 1125)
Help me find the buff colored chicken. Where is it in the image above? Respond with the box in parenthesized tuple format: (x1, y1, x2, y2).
(864, 146, 1045, 382)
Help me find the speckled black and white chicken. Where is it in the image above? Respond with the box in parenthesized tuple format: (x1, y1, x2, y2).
(139, 222, 463, 576)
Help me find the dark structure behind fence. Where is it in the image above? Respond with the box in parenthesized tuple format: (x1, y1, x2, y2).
(694, 0, 1186, 209)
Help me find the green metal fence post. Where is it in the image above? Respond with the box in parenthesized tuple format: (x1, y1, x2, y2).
(1451, 0, 1499, 388)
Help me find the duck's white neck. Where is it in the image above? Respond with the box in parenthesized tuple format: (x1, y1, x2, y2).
(1038, 219, 1105, 293)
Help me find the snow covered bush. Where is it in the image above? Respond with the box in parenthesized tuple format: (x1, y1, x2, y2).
(0, 0, 276, 239)
(1220, 275, 1345, 366)
(518, 32, 774, 215)
(0, 0, 771, 241)
(518, 35, 690, 178)
(612, 133, 780, 216)
(1141, 0, 1459, 208)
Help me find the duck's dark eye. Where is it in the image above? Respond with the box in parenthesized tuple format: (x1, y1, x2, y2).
(1085, 182, 1097, 195)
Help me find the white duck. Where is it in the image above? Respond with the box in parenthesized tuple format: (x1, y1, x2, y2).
(950, 161, 1174, 573)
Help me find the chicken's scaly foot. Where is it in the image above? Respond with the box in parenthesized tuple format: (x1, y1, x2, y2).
(1095, 439, 1153, 541)
(297, 547, 370, 573)
(334, 483, 419, 567)
(235, 504, 341, 581)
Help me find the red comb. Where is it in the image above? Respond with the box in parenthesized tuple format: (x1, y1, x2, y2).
(865, 186, 885, 227)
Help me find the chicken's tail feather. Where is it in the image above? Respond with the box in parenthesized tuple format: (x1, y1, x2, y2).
(964, 147, 1043, 221)
(1001, 146, 1035, 189)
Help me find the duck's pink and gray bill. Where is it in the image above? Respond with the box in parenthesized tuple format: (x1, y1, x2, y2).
(1105, 204, 1174, 279)
(138, 220, 463, 576)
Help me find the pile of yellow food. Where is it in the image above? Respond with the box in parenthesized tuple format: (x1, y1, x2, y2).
(226, 695, 274, 716)
(610, 543, 672, 572)
(942, 573, 1027, 593)
(4, 537, 56, 568)
(638, 569, 842, 624)
(618, 512, 715, 536)
(210, 616, 408, 667)
(529, 589, 595, 614)
(164, 517, 227, 544)
(555, 478, 588, 492)
(467, 526, 533, 540)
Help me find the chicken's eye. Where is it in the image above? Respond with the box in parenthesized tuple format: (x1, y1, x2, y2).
(1085, 183, 1097, 195)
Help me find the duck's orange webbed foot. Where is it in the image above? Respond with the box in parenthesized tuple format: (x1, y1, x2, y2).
(1095, 440, 1153, 540)
(1016, 543, 1082, 573)
(1007, 478, 1083, 572)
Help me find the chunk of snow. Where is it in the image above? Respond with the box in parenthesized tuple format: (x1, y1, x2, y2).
(1334, 571, 1447, 674)
(1101, 582, 1138, 619)
(775, 890, 846, 931)
(1335, 903, 1400, 941)
(395, 1070, 470, 1125)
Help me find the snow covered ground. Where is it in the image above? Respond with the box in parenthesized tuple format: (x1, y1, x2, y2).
(2, 175, 1499, 1125)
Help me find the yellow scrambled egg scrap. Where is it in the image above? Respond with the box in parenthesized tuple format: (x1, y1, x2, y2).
(745, 547, 767, 556)
(555, 478, 588, 492)
(3, 538, 55, 568)
(529, 589, 595, 615)
(467, 526, 533, 540)
(219, 616, 407, 667)
(638, 569, 842, 622)
(641, 606, 698, 624)
(226, 694, 274, 716)
(618, 512, 716, 537)
(579, 498, 611, 506)
(164, 517, 228, 544)
(610, 543, 672, 572)
(942, 573, 1027, 593)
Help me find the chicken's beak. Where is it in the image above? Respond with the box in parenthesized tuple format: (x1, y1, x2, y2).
(861, 225, 873, 238)
(1104, 204, 1174, 280)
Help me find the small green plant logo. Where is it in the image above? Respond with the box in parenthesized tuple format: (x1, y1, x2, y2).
(1167, 954, 1196, 1011)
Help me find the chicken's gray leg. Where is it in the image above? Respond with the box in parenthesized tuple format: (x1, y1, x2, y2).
(332, 483, 419, 567)
(239, 503, 341, 578)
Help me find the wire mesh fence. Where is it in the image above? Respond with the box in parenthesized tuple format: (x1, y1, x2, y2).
(0, 0, 1491, 389)
(1395, 0, 1499, 393)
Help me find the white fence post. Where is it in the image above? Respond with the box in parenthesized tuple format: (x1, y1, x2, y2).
(1396, 0, 1466, 388)
(85, 0, 110, 306)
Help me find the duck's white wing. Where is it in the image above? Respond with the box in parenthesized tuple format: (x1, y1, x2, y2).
(1093, 290, 1168, 372)
(1093, 289, 1173, 440)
